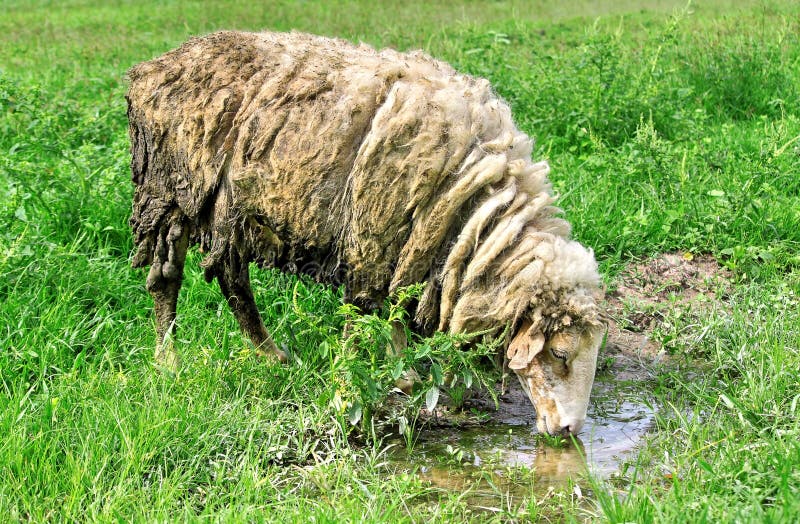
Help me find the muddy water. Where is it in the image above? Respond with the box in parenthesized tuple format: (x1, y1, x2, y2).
(388, 376, 656, 498)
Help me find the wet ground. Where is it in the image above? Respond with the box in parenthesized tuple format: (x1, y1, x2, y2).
(388, 372, 656, 500)
(388, 253, 731, 500)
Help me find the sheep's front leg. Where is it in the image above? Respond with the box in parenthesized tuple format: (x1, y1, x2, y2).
(217, 250, 288, 362)
(387, 320, 420, 394)
(146, 220, 190, 371)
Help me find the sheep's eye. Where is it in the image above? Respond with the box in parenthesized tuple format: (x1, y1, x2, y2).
(550, 348, 569, 362)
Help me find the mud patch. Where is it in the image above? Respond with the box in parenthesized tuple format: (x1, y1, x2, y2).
(605, 252, 732, 358)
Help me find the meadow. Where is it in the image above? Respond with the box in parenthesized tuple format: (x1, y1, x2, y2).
(1, 0, 799, 521)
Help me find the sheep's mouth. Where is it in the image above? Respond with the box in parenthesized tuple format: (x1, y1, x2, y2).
(514, 374, 567, 436)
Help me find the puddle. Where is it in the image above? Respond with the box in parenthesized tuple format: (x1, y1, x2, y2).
(387, 376, 656, 499)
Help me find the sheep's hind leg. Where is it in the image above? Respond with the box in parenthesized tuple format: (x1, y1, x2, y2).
(146, 219, 190, 371)
(217, 250, 288, 362)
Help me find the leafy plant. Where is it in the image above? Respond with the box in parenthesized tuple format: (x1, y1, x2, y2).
(328, 284, 501, 441)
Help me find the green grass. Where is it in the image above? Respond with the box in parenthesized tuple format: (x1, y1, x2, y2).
(2, 0, 800, 521)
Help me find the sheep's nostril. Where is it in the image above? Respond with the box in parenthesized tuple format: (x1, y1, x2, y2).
(560, 424, 583, 437)
(557, 419, 584, 436)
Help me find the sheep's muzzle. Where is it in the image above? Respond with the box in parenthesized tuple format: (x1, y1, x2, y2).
(507, 320, 604, 436)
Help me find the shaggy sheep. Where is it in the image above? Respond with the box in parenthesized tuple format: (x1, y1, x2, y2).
(127, 30, 604, 436)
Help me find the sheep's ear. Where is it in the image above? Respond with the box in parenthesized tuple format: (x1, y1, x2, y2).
(507, 322, 546, 371)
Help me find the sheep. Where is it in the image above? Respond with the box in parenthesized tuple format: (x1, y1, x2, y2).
(126, 30, 604, 436)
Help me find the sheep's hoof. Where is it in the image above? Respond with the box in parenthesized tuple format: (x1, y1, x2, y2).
(394, 368, 421, 395)
(154, 342, 181, 374)
(255, 340, 289, 364)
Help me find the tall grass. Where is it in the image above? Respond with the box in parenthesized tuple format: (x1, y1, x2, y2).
(1, 0, 799, 521)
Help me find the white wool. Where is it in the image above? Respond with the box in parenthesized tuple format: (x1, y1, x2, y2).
(438, 181, 518, 325)
(462, 192, 552, 290)
(540, 238, 600, 290)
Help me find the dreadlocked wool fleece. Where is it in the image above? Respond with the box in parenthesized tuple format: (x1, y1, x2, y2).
(127, 30, 602, 340)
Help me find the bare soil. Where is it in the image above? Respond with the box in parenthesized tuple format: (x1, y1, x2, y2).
(604, 251, 732, 358)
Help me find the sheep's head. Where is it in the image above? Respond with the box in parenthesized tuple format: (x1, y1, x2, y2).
(507, 319, 604, 437)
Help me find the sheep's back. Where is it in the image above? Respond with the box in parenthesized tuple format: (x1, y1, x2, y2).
(128, 31, 490, 299)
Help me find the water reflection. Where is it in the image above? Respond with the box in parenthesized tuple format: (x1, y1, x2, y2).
(389, 378, 656, 494)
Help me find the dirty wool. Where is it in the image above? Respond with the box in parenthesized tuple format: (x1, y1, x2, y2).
(127, 30, 602, 352)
